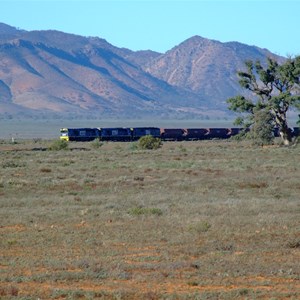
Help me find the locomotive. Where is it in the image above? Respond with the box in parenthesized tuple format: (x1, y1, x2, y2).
(60, 127, 160, 142)
(60, 126, 299, 142)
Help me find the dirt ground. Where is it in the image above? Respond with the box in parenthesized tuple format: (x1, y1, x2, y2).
(1, 222, 300, 299)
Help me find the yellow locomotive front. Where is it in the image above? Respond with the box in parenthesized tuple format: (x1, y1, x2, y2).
(60, 128, 69, 141)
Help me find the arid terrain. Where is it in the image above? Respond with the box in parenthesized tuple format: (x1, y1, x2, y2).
(0, 138, 300, 299)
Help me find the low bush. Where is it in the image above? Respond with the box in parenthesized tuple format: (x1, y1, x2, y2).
(48, 139, 69, 151)
(90, 139, 104, 149)
(189, 221, 211, 233)
(137, 135, 162, 150)
(249, 110, 275, 146)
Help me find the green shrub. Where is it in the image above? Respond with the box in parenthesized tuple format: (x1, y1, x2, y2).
(249, 110, 275, 146)
(137, 135, 162, 150)
(188, 221, 211, 233)
(48, 140, 69, 151)
(90, 139, 103, 149)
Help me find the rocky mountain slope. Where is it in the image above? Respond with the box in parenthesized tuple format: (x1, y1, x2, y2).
(142, 36, 282, 108)
(0, 23, 282, 119)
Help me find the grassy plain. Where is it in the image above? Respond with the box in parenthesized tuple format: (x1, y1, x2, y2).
(0, 138, 300, 299)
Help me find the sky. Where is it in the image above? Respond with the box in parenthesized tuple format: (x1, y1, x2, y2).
(1, 0, 299, 57)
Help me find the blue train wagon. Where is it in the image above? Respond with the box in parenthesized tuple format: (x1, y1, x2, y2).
(100, 127, 132, 141)
(131, 127, 161, 141)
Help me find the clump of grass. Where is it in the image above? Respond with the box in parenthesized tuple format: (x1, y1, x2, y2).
(90, 139, 103, 149)
(287, 239, 300, 249)
(51, 288, 98, 299)
(178, 144, 187, 153)
(137, 136, 162, 150)
(238, 181, 268, 189)
(187, 281, 199, 286)
(214, 241, 235, 252)
(128, 142, 138, 151)
(2, 161, 26, 168)
(40, 167, 52, 173)
(237, 288, 250, 296)
(133, 176, 144, 181)
(128, 207, 163, 216)
(7, 239, 18, 246)
(189, 221, 212, 233)
(48, 140, 68, 151)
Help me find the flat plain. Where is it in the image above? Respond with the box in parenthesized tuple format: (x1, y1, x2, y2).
(0, 138, 300, 299)
(0, 119, 236, 140)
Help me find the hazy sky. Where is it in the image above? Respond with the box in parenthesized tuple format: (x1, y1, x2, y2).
(1, 0, 299, 56)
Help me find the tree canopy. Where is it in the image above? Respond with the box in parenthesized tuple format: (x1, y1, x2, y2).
(227, 56, 300, 145)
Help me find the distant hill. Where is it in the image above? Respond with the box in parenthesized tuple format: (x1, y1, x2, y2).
(0, 23, 283, 119)
(142, 36, 283, 109)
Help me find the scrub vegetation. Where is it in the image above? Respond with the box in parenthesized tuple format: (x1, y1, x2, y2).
(0, 138, 300, 299)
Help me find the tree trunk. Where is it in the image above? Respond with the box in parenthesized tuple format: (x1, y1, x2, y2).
(279, 126, 293, 146)
(273, 109, 293, 146)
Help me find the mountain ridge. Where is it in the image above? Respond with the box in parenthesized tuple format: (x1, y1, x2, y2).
(0, 23, 283, 119)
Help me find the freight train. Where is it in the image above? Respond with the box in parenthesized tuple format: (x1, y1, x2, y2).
(60, 126, 299, 142)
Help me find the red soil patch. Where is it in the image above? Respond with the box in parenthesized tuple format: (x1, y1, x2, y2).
(0, 224, 26, 231)
(1, 226, 299, 299)
(2, 276, 299, 299)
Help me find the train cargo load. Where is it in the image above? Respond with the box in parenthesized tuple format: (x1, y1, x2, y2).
(185, 128, 209, 140)
(206, 128, 230, 139)
(160, 128, 186, 141)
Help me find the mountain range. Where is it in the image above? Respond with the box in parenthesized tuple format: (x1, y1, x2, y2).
(0, 23, 282, 119)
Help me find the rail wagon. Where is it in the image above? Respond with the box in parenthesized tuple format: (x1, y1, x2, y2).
(160, 128, 186, 141)
(274, 127, 299, 138)
(227, 128, 241, 137)
(206, 128, 230, 139)
(131, 127, 161, 140)
(100, 127, 132, 141)
(292, 127, 299, 137)
(185, 128, 209, 140)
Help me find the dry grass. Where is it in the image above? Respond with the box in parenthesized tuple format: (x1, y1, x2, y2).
(0, 139, 300, 299)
